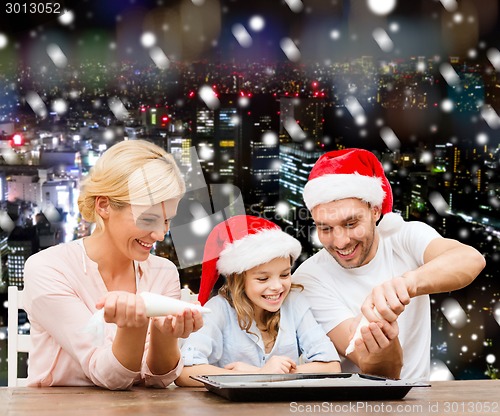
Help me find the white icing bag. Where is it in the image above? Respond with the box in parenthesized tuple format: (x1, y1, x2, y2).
(139, 292, 211, 316)
(345, 308, 383, 356)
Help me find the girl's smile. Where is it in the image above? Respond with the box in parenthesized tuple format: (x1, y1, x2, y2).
(244, 257, 292, 318)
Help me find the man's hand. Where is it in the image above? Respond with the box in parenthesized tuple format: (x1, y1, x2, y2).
(361, 277, 411, 323)
(348, 317, 403, 379)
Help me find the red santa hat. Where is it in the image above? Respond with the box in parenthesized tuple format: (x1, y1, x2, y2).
(303, 148, 404, 236)
(198, 215, 302, 305)
(303, 148, 393, 214)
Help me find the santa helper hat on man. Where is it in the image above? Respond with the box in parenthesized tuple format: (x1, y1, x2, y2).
(303, 148, 404, 235)
(198, 215, 302, 305)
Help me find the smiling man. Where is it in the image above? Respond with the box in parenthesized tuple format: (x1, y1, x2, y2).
(293, 148, 486, 380)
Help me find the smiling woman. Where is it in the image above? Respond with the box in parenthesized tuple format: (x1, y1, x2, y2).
(22, 139, 203, 390)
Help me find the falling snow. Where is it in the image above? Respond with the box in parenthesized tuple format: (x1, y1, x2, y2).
(345, 96, 366, 126)
(283, 117, 306, 141)
(481, 105, 500, 129)
(25, 91, 48, 118)
(284, 0, 303, 13)
(440, 0, 458, 12)
(199, 85, 220, 110)
(486, 48, 500, 71)
(140, 32, 156, 49)
(46, 44, 68, 68)
(248, 16, 265, 32)
(429, 192, 450, 216)
(367, 0, 396, 16)
(107, 97, 129, 121)
(380, 126, 400, 151)
(232, 24, 252, 48)
(372, 28, 394, 53)
(58, 10, 75, 26)
(441, 298, 468, 328)
(440, 63, 461, 86)
(262, 131, 278, 146)
(149, 47, 170, 69)
(280, 38, 301, 62)
(51, 98, 68, 115)
(0, 33, 8, 49)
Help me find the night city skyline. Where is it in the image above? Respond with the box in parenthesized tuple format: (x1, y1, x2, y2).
(0, 0, 499, 384)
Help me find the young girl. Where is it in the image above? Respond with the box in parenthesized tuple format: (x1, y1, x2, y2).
(176, 215, 340, 386)
(23, 140, 203, 390)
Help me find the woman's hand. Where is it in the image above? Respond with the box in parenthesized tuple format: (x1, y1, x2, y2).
(151, 309, 203, 339)
(96, 291, 148, 328)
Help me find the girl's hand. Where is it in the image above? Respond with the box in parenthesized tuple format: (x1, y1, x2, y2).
(152, 309, 203, 338)
(260, 356, 297, 374)
(224, 362, 260, 373)
(96, 291, 148, 328)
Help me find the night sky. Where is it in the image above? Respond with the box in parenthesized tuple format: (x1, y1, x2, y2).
(2, 0, 500, 65)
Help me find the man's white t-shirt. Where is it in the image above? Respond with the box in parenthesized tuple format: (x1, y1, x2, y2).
(293, 219, 441, 380)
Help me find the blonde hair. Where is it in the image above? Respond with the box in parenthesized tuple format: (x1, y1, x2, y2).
(78, 140, 185, 230)
(219, 258, 302, 347)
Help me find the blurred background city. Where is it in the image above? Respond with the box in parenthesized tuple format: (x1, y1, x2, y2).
(0, 0, 499, 384)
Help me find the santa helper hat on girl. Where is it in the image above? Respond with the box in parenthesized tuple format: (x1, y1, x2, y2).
(303, 148, 404, 236)
(198, 215, 302, 305)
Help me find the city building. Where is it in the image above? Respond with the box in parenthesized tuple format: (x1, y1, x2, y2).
(6, 226, 37, 289)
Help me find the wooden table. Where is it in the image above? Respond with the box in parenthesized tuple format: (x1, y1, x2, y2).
(1, 380, 499, 416)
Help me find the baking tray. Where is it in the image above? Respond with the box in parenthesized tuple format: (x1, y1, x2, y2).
(191, 373, 429, 402)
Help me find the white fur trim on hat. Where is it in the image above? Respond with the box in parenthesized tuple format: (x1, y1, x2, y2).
(217, 229, 302, 276)
(377, 212, 404, 237)
(303, 173, 385, 211)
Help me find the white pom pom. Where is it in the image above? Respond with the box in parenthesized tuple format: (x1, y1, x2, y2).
(378, 212, 404, 237)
